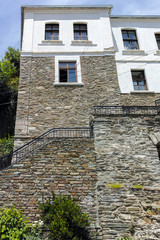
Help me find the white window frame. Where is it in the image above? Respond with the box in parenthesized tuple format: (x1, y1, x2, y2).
(54, 56, 83, 86)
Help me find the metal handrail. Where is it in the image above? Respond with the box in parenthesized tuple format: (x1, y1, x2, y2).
(0, 127, 92, 170)
(93, 106, 158, 115)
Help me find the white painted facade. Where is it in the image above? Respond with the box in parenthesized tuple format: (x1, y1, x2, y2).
(22, 6, 114, 55)
(21, 6, 160, 93)
(111, 17, 160, 93)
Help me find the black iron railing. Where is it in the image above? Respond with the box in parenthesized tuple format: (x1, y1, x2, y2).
(0, 127, 92, 170)
(93, 106, 158, 115)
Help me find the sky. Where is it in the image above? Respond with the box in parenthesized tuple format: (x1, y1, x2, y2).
(1, 0, 160, 59)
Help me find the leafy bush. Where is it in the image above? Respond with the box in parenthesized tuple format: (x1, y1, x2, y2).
(0, 205, 30, 240)
(0, 135, 14, 156)
(39, 192, 90, 240)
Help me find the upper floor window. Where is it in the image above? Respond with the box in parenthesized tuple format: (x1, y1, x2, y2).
(131, 70, 147, 90)
(122, 30, 139, 50)
(74, 24, 87, 40)
(45, 24, 59, 40)
(155, 34, 160, 50)
(59, 62, 77, 83)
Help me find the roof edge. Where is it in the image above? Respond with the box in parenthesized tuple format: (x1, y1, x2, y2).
(21, 5, 113, 9)
(111, 15, 160, 19)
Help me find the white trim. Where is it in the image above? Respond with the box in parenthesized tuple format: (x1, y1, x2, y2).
(20, 51, 115, 57)
(55, 55, 82, 85)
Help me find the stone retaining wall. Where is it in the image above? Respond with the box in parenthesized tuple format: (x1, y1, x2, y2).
(0, 115, 160, 239)
(0, 138, 97, 225)
(93, 115, 160, 239)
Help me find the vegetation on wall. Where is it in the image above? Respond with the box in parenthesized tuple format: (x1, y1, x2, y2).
(0, 47, 20, 139)
(39, 192, 91, 240)
(0, 135, 14, 157)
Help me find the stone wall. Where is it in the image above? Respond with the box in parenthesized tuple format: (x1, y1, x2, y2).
(0, 115, 160, 239)
(120, 93, 160, 106)
(0, 138, 97, 224)
(15, 55, 120, 142)
(93, 114, 160, 239)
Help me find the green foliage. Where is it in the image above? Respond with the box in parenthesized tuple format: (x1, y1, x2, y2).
(0, 47, 20, 138)
(107, 183, 123, 188)
(0, 205, 30, 240)
(25, 224, 43, 240)
(0, 135, 14, 156)
(133, 185, 143, 189)
(39, 192, 90, 240)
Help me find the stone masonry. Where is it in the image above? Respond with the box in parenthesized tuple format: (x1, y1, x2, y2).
(15, 55, 120, 143)
(0, 113, 160, 239)
(93, 114, 160, 239)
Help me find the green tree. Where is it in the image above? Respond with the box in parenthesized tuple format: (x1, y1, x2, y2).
(0, 47, 20, 138)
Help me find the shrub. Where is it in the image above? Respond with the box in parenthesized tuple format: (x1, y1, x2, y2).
(0, 135, 14, 156)
(0, 205, 30, 240)
(39, 192, 90, 240)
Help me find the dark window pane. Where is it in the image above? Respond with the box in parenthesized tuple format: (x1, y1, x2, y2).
(74, 24, 87, 40)
(59, 63, 67, 68)
(74, 25, 80, 30)
(139, 85, 146, 90)
(155, 34, 160, 49)
(128, 31, 136, 39)
(122, 31, 128, 39)
(139, 80, 145, 86)
(81, 32, 87, 40)
(155, 34, 160, 40)
(69, 69, 76, 82)
(124, 41, 130, 50)
(53, 32, 59, 40)
(60, 69, 67, 82)
(45, 32, 52, 40)
(133, 85, 138, 90)
(132, 70, 147, 90)
(74, 32, 80, 40)
(46, 25, 52, 30)
(68, 62, 76, 67)
(130, 41, 138, 49)
(80, 25, 87, 30)
(52, 25, 59, 30)
(133, 81, 138, 86)
(122, 30, 138, 50)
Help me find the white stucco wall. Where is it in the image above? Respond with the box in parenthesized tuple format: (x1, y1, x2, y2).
(22, 8, 114, 54)
(111, 17, 160, 93)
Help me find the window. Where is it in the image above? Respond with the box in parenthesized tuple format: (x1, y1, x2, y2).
(122, 30, 139, 50)
(155, 34, 160, 50)
(45, 24, 59, 40)
(74, 24, 87, 40)
(131, 70, 147, 90)
(59, 62, 77, 83)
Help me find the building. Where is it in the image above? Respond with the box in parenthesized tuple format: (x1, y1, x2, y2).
(0, 5, 160, 240)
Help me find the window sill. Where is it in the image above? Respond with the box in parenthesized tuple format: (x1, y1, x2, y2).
(54, 83, 84, 87)
(130, 91, 155, 94)
(39, 40, 64, 46)
(154, 50, 160, 55)
(71, 40, 97, 46)
(122, 50, 146, 55)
